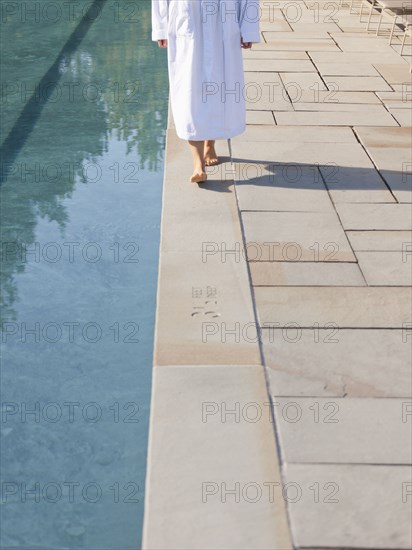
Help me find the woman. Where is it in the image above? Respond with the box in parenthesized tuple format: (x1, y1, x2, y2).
(152, 0, 261, 183)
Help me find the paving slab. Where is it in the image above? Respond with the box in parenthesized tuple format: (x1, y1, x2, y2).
(232, 138, 395, 203)
(389, 108, 412, 127)
(336, 203, 412, 229)
(346, 230, 412, 251)
(234, 162, 333, 212)
(311, 62, 381, 76)
(275, 110, 398, 125)
(324, 75, 393, 91)
(373, 63, 412, 84)
(292, 90, 383, 103)
(250, 261, 365, 286)
(330, 34, 397, 51)
(243, 59, 315, 72)
(246, 110, 276, 124)
(242, 50, 310, 59)
(376, 91, 412, 108)
(254, 286, 412, 327)
(284, 464, 412, 549)
(356, 251, 412, 286)
(241, 211, 356, 261)
(142, 366, 293, 550)
(280, 72, 328, 90)
(273, 397, 412, 464)
(261, 36, 341, 51)
(154, 132, 260, 366)
(232, 124, 356, 142)
(262, 328, 412, 397)
(309, 51, 405, 63)
(244, 71, 293, 111)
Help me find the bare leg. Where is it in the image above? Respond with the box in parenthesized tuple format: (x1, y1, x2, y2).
(188, 140, 207, 183)
(204, 140, 219, 166)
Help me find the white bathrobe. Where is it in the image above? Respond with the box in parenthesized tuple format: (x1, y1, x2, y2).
(152, 0, 261, 140)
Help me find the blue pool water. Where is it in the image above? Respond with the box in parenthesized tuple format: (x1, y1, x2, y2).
(0, 1, 168, 547)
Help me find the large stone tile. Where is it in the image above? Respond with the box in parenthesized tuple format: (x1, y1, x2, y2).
(244, 71, 293, 111)
(232, 138, 395, 203)
(273, 397, 412, 463)
(354, 126, 412, 148)
(233, 124, 356, 142)
(310, 51, 405, 63)
(262, 328, 411, 397)
(261, 36, 340, 51)
(250, 261, 365, 285)
(246, 110, 275, 124)
(389, 108, 412, 127)
(241, 211, 355, 261)
(331, 35, 396, 52)
(275, 110, 398, 126)
(284, 464, 412, 549)
(255, 286, 412, 327)
(374, 63, 412, 84)
(243, 59, 315, 72)
(292, 90, 382, 103)
(293, 102, 391, 112)
(356, 148, 411, 202)
(356, 251, 412, 286)
(324, 75, 393, 91)
(155, 251, 261, 366)
(160, 133, 239, 252)
(336, 203, 412, 230)
(280, 72, 328, 90)
(243, 50, 309, 60)
(142, 366, 293, 549)
(346, 230, 412, 251)
(234, 162, 333, 212)
(376, 91, 412, 109)
(313, 62, 381, 76)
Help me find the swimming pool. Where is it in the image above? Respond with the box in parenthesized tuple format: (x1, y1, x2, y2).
(0, 1, 168, 547)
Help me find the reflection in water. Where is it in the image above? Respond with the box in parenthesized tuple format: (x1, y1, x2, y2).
(1, 1, 168, 548)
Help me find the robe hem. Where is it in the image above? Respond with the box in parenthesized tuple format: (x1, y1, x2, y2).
(174, 125, 246, 141)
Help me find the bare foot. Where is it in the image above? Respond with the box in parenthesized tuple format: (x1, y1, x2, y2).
(190, 170, 207, 183)
(204, 142, 219, 166)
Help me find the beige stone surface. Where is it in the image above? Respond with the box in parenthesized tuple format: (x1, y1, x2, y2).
(234, 162, 333, 212)
(354, 126, 412, 148)
(241, 211, 356, 261)
(244, 71, 293, 111)
(273, 397, 412, 463)
(389, 108, 412, 127)
(346, 230, 412, 251)
(310, 51, 405, 63)
(284, 464, 412, 548)
(336, 203, 412, 230)
(233, 124, 356, 142)
(292, 90, 382, 103)
(356, 251, 412, 286)
(262, 328, 412, 397)
(250, 261, 365, 286)
(142, 366, 293, 549)
(280, 72, 328, 90)
(243, 50, 309, 59)
(275, 110, 398, 126)
(324, 75, 393, 91)
(243, 59, 315, 72)
(313, 62, 381, 76)
(330, 35, 396, 51)
(373, 63, 412, 84)
(254, 286, 411, 327)
(246, 110, 275, 124)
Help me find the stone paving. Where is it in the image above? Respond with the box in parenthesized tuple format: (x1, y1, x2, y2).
(143, 1, 412, 548)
